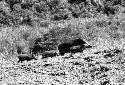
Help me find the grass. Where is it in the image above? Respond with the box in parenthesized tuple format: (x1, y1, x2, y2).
(0, 15, 125, 62)
(0, 17, 125, 85)
(0, 0, 125, 84)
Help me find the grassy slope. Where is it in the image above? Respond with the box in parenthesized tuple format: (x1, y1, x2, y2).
(0, 14, 125, 85)
(1, 0, 125, 84)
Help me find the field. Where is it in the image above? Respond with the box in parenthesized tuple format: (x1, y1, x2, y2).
(1, 0, 125, 85)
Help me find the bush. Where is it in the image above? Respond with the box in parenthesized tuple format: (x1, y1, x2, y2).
(109, 25, 119, 32)
(103, 6, 116, 16)
(21, 3, 33, 10)
(5, 0, 22, 10)
(51, 13, 69, 21)
(104, 0, 122, 6)
(34, 1, 50, 13)
(68, 0, 87, 4)
(94, 20, 109, 28)
(40, 21, 50, 27)
(105, 25, 122, 40)
(82, 21, 99, 42)
(67, 0, 123, 17)
(109, 32, 122, 40)
(119, 21, 125, 32)
(0, 0, 124, 27)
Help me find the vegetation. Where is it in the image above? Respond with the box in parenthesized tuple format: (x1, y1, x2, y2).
(0, 0, 124, 26)
(0, 0, 125, 62)
(1, 1, 125, 85)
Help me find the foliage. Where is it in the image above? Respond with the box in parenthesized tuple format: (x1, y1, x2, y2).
(0, 0, 124, 26)
(0, 0, 125, 62)
(94, 20, 110, 28)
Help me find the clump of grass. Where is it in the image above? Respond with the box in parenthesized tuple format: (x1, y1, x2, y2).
(94, 20, 110, 28)
(0, 25, 48, 62)
(40, 21, 50, 27)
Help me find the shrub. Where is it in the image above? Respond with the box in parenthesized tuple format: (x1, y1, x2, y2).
(68, 0, 87, 4)
(103, 6, 116, 16)
(83, 22, 99, 42)
(34, 2, 50, 13)
(21, 3, 33, 10)
(109, 32, 122, 40)
(119, 22, 125, 32)
(109, 25, 119, 32)
(5, 0, 22, 10)
(94, 20, 109, 28)
(40, 21, 49, 27)
(52, 13, 69, 21)
(20, 16, 33, 26)
(22, 32, 30, 41)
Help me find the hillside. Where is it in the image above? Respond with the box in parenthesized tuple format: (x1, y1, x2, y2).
(0, 0, 125, 85)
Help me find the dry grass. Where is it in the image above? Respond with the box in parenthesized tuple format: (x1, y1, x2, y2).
(0, 25, 50, 61)
(0, 14, 125, 84)
(0, 41, 125, 85)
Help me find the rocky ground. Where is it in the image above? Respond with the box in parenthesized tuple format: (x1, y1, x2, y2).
(0, 0, 125, 85)
(1, 38, 125, 85)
